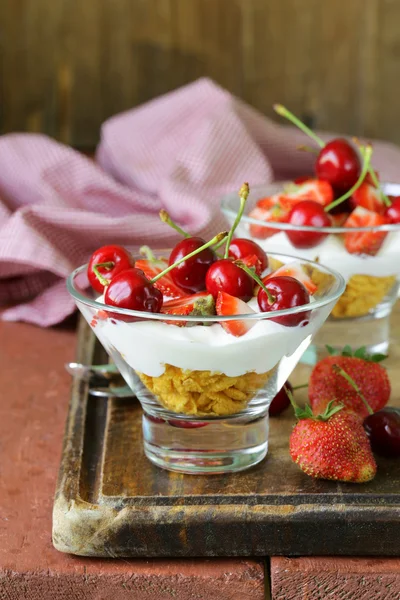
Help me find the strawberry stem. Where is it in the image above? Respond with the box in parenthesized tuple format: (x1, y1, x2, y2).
(273, 104, 325, 149)
(92, 262, 114, 287)
(159, 209, 191, 238)
(235, 260, 276, 304)
(224, 182, 250, 259)
(332, 365, 374, 415)
(324, 144, 373, 212)
(150, 232, 228, 283)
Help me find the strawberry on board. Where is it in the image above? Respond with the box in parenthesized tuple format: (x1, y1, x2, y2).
(309, 345, 390, 418)
(216, 291, 256, 337)
(265, 261, 317, 295)
(248, 203, 289, 239)
(351, 182, 386, 214)
(135, 257, 188, 299)
(289, 401, 377, 483)
(344, 206, 388, 256)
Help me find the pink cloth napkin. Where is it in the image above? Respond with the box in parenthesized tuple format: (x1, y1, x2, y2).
(1, 78, 400, 326)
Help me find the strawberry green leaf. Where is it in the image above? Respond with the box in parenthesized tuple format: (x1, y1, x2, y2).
(354, 346, 368, 359)
(315, 399, 344, 421)
(325, 345, 339, 356)
(341, 345, 353, 357)
(369, 353, 388, 363)
(293, 403, 315, 420)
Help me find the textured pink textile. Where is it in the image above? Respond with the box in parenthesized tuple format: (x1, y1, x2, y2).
(1, 78, 400, 326)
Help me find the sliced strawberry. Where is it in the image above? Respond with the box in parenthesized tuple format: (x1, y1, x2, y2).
(241, 253, 263, 276)
(216, 291, 256, 337)
(279, 179, 334, 210)
(161, 292, 213, 316)
(344, 207, 388, 256)
(256, 195, 280, 210)
(351, 182, 386, 214)
(330, 212, 350, 227)
(363, 170, 379, 187)
(248, 204, 289, 239)
(265, 262, 317, 295)
(135, 258, 188, 299)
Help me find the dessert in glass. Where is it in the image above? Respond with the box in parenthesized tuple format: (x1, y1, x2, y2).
(67, 185, 345, 474)
(221, 107, 400, 355)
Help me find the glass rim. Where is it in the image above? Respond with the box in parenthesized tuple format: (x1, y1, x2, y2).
(67, 253, 346, 323)
(221, 182, 400, 234)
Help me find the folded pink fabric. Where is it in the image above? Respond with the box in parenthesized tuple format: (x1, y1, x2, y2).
(1, 78, 400, 326)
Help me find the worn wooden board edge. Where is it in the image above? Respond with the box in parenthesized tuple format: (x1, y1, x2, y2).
(52, 319, 400, 558)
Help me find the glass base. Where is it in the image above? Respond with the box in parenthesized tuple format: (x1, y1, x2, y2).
(311, 311, 391, 362)
(142, 412, 269, 474)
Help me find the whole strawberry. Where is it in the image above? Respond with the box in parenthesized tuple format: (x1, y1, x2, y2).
(309, 346, 390, 418)
(289, 401, 377, 483)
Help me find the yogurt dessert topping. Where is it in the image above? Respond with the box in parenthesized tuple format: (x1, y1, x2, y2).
(241, 106, 400, 318)
(85, 184, 340, 416)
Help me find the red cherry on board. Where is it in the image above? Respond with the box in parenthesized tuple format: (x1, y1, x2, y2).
(286, 200, 331, 249)
(363, 407, 400, 458)
(269, 381, 293, 416)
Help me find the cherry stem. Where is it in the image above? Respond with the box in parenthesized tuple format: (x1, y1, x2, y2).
(285, 385, 299, 410)
(332, 365, 374, 415)
(92, 262, 114, 287)
(140, 245, 157, 262)
(273, 105, 325, 149)
(291, 383, 308, 391)
(159, 209, 191, 238)
(324, 145, 373, 212)
(224, 182, 250, 259)
(235, 260, 276, 304)
(297, 145, 319, 154)
(353, 141, 392, 207)
(150, 232, 228, 283)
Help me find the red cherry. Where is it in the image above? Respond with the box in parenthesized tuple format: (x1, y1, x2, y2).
(363, 407, 400, 458)
(228, 238, 269, 272)
(286, 200, 331, 248)
(385, 197, 400, 224)
(269, 381, 293, 416)
(88, 245, 134, 293)
(169, 237, 216, 293)
(316, 138, 360, 193)
(257, 276, 310, 327)
(104, 268, 163, 317)
(206, 259, 254, 301)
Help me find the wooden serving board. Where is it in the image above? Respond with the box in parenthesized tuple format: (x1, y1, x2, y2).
(52, 315, 400, 558)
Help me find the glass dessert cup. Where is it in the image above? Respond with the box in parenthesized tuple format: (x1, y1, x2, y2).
(221, 182, 400, 357)
(67, 254, 344, 475)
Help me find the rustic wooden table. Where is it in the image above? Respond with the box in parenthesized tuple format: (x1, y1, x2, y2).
(1, 311, 399, 599)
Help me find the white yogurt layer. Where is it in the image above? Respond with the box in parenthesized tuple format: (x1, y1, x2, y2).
(255, 231, 400, 283)
(88, 293, 333, 378)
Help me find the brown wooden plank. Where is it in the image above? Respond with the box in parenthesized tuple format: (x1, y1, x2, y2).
(2, 0, 400, 147)
(271, 556, 400, 600)
(53, 305, 400, 558)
